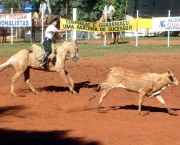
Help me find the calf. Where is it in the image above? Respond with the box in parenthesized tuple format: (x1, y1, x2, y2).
(89, 67, 179, 115)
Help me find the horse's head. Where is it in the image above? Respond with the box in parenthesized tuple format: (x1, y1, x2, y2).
(67, 40, 79, 62)
(98, 10, 106, 22)
(57, 41, 79, 62)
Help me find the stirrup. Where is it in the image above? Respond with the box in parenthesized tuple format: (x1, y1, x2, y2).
(40, 63, 45, 69)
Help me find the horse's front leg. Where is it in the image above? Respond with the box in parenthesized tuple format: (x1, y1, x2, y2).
(59, 69, 77, 94)
(66, 70, 78, 94)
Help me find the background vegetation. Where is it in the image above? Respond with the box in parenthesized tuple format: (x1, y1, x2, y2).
(2, 0, 128, 21)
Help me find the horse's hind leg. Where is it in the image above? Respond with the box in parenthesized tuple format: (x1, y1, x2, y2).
(24, 67, 39, 94)
(11, 71, 24, 96)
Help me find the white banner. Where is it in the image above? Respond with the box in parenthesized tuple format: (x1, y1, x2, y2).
(153, 17, 180, 31)
(0, 13, 32, 27)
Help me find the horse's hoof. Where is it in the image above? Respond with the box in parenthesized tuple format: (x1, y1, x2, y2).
(34, 91, 40, 94)
(72, 91, 78, 95)
(11, 93, 17, 97)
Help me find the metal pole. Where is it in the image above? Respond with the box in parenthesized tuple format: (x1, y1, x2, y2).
(73, 8, 77, 40)
(135, 10, 138, 47)
(11, 8, 13, 44)
(168, 10, 170, 47)
(41, 7, 44, 43)
(104, 11, 107, 46)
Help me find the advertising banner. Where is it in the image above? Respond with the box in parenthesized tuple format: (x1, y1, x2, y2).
(138, 18, 152, 29)
(60, 18, 138, 32)
(0, 13, 32, 27)
(153, 17, 180, 31)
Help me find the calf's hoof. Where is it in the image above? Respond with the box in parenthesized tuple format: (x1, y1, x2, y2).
(168, 110, 178, 116)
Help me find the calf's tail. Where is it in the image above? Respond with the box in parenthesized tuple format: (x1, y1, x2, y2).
(0, 56, 13, 71)
(89, 80, 107, 101)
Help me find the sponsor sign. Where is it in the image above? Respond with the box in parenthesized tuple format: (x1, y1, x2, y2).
(0, 13, 32, 27)
(153, 17, 180, 31)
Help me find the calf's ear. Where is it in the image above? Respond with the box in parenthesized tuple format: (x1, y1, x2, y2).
(167, 69, 172, 77)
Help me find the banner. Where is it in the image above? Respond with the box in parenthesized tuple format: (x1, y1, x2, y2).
(138, 18, 152, 29)
(60, 18, 138, 32)
(153, 17, 180, 31)
(0, 13, 32, 27)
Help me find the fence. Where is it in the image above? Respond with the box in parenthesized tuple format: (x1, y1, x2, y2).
(1, 8, 180, 45)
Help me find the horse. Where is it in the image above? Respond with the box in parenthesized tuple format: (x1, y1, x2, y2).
(93, 12, 123, 44)
(0, 41, 79, 97)
(112, 17, 123, 44)
(0, 27, 7, 43)
(93, 11, 108, 45)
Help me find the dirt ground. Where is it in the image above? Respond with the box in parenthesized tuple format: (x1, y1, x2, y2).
(0, 39, 180, 145)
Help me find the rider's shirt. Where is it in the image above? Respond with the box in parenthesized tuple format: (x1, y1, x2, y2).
(45, 24, 58, 40)
(0, 4, 5, 13)
(22, 2, 35, 13)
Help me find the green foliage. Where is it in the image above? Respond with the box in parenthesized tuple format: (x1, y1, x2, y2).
(2, 0, 128, 21)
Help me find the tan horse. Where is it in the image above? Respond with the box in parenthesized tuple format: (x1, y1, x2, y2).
(93, 11, 108, 45)
(0, 41, 79, 96)
(93, 12, 123, 44)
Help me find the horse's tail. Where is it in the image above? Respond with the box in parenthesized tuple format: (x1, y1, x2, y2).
(0, 56, 13, 71)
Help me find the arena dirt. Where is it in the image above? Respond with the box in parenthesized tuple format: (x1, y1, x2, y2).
(0, 39, 180, 145)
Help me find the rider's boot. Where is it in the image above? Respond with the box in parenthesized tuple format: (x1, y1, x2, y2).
(40, 52, 49, 69)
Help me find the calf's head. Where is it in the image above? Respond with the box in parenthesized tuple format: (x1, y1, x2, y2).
(167, 70, 179, 86)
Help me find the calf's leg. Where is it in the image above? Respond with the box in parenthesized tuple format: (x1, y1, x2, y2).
(138, 91, 146, 115)
(97, 87, 112, 110)
(155, 95, 177, 115)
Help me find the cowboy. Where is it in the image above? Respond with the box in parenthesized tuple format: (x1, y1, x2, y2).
(0, 0, 5, 14)
(22, 0, 35, 13)
(104, 0, 116, 22)
(40, 17, 72, 69)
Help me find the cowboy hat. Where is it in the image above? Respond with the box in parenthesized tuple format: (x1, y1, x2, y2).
(49, 17, 58, 24)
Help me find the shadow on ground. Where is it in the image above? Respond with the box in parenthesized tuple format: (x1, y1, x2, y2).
(37, 81, 98, 93)
(0, 129, 101, 145)
(0, 106, 27, 118)
(107, 104, 180, 115)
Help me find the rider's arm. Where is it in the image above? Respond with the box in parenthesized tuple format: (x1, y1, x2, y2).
(56, 29, 72, 33)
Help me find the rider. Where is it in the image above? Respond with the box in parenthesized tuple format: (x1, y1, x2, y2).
(22, 0, 35, 13)
(40, 17, 72, 69)
(0, 0, 5, 14)
(104, 0, 116, 22)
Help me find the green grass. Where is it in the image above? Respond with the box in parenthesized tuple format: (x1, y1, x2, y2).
(0, 42, 43, 57)
(0, 40, 180, 57)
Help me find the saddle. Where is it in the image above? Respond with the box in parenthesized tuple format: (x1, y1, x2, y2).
(31, 43, 56, 61)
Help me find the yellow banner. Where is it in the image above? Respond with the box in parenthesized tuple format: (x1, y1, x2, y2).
(60, 18, 138, 32)
(138, 18, 152, 29)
